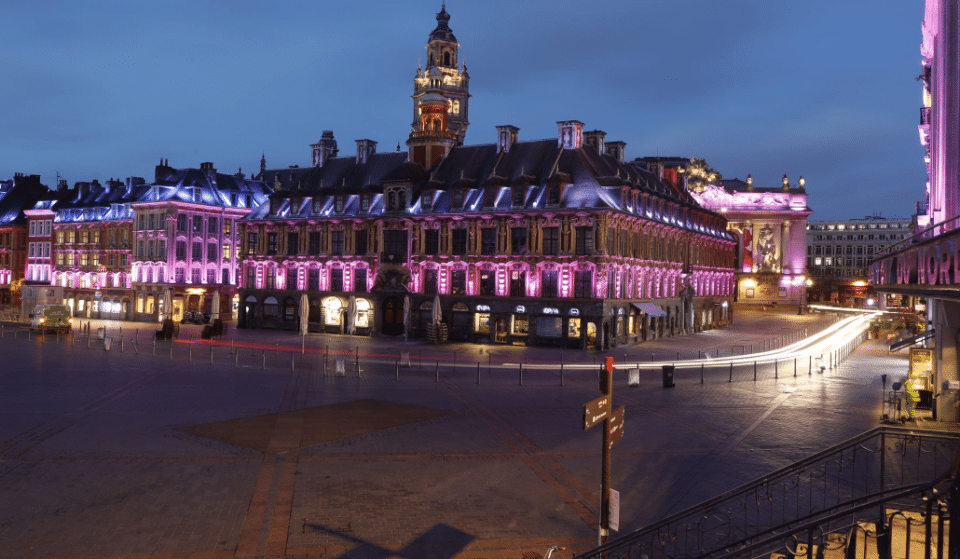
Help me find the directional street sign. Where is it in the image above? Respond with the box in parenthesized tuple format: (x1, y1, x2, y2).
(607, 406, 625, 449)
(582, 394, 611, 430)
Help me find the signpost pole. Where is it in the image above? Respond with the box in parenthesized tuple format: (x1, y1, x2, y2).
(600, 356, 613, 548)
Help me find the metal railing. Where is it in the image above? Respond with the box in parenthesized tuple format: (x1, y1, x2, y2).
(576, 427, 960, 559)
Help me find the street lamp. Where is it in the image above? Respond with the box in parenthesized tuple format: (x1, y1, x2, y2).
(799, 277, 812, 315)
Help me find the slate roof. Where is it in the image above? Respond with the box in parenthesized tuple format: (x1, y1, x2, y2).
(247, 138, 732, 240)
(0, 175, 50, 226)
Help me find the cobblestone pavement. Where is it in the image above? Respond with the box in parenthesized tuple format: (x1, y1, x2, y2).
(0, 310, 955, 559)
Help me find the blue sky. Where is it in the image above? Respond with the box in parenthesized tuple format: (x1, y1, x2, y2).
(1, 1, 927, 220)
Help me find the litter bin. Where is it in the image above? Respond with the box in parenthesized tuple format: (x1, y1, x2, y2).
(662, 365, 675, 388)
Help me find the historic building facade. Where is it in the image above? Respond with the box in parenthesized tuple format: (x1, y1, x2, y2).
(20, 163, 270, 322)
(238, 7, 737, 349)
(687, 170, 811, 309)
(807, 216, 914, 307)
(0, 174, 48, 305)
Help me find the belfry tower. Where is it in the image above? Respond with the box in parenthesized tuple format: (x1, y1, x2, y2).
(408, 4, 471, 167)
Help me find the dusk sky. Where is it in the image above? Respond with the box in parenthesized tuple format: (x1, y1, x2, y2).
(2, 1, 926, 221)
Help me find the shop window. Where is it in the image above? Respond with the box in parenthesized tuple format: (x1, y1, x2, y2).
(511, 314, 529, 335)
(568, 317, 581, 338)
(475, 312, 491, 334)
(538, 316, 562, 338)
(263, 297, 279, 319)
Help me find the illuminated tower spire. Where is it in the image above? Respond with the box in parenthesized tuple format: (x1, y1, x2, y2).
(411, 4, 470, 148)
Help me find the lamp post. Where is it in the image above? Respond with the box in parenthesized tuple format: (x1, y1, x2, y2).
(799, 278, 812, 315)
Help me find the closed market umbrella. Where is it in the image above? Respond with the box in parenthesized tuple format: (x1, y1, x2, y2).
(299, 294, 309, 337)
(346, 296, 357, 335)
(211, 290, 220, 321)
(432, 293, 442, 325)
(162, 289, 172, 321)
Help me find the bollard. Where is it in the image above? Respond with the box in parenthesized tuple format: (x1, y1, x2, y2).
(793, 358, 797, 377)
(518, 363, 523, 386)
(276, 342, 279, 360)
(560, 362, 564, 386)
(809, 355, 812, 374)
(355, 347, 359, 375)
(87, 333, 90, 349)
(120, 336, 123, 353)
(291, 352, 295, 373)
(210, 346, 214, 364)
(700, 362, 704, 384)
(28, 329, 31, 342)
(189, 344, 193, 362)
(753, 361, 757, 381)
(729, 361, 733, 382)
(262, 353, 266, 369)
(235, 350, 239, 368)
(774, 359, 778, 379)
(133, 338, 139, 355)
(476, 361, 481, 385)
(396, 359, 400, 381)
(435, 360, 439, 383)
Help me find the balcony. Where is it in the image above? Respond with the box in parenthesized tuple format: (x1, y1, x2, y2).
(920, 107, 931, 125)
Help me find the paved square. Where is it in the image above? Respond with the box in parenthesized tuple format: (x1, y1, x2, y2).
(0, 311, 953, 558)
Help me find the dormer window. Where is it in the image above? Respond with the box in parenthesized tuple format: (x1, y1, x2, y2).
(483, 187, 497, 208)
(421, 190, 433, 211)
(270, 198, 281, 214)
(385, 186, 408, 212)
(452, 188, 464, 210)
(312, 197, 323, 215)
(360, 194, 370, 212)
(334, 195, 345, 213)
(512, 186, 526, 207)
(546, 184, 561, 207)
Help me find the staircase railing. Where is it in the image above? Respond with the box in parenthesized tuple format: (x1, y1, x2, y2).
(575, 426, 959, 559)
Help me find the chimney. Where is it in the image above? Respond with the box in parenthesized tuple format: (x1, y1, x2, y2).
(125, 176, 144, 195)
(311, 130, 339, 167)
(557, 120, 584, 149)
(155, 158, 174, 182)
(583, 130, 606, 154)
(496, 125, 519, 153)
(605, 141, 626, 163)
(355, 139, 377, 164)
(57, 179, 68, 191)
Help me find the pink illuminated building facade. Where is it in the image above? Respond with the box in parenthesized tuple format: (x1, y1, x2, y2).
(870, 0, 960, 421)
(688, 172, 812, 309)
(0, 174, 48, 305)
(20, 164, 270, 322)
(238, 6, 737, 349)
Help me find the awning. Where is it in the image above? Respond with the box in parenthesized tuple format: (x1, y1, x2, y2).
(631, 302, 666, 317)
(889, 329, 935, 352)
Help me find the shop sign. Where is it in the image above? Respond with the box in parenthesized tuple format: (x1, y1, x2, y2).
(476, 304, 490, 312)
(871, 233, 960, 286)
(570, 308, 580, 316)
(515, 305, 526, 313)
(543, 307, 559, 314)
